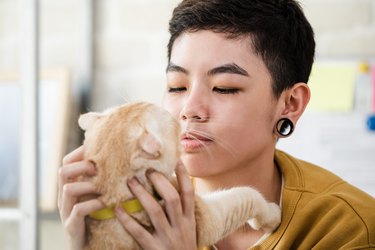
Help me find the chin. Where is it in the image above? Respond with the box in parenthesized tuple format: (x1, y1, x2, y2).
(181, 154, 221, 178)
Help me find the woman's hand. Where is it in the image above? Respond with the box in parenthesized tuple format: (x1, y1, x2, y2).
(115, 162, 197, 250)
(57, 146, 104, 250)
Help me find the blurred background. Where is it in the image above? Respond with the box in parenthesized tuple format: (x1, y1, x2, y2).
(0, 0, 375, 249)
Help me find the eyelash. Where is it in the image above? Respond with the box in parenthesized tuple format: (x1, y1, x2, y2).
(213, 87, 240, 95)
(168, 87, 186, 93)
(167, 87, 240, 95)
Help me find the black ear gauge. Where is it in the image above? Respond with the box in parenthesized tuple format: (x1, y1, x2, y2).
(275, 118, 294, 137)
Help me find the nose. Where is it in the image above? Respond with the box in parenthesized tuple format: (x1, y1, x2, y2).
(179, 86, 209, 123)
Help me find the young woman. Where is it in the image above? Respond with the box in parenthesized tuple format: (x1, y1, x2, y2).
(58, 0, 375, 249)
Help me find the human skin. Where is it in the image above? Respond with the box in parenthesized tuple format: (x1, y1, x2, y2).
(164, 30, 282, 195)
(58, 30, 310, 250)
(161, 30, 310, 248)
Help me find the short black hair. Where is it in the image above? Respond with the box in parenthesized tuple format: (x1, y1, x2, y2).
(167, 0, 315, 97)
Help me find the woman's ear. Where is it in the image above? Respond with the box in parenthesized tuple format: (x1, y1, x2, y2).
(280, 82, 311, 123)
(78, 112, 101, 131)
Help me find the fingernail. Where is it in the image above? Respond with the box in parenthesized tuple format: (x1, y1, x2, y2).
(128, 176, 139, 187)
(90, 167, 97, 175)
(145, 168, 155, 178)
(88, 161, 97, 175)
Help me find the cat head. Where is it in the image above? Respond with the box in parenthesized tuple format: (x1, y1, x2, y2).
(78, 102, 181, 181)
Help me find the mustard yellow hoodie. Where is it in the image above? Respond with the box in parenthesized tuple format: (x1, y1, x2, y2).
(202, 150, 375, 249)
(251, 150, 375, 249)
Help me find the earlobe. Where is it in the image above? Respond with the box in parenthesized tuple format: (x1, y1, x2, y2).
(78, 112, 101, 131)
(275, 118, 294, 137)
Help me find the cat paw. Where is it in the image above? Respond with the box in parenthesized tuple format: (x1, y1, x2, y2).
(248, 202, 281, 233)
(262, 203, 282, 232)
(248, 218, 262, 231)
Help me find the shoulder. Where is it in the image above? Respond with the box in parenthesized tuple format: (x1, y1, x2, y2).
(276, 150, 374, 200)
(275, 150, 375, 248)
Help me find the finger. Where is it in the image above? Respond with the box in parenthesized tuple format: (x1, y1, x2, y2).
(70, 199, 104, 220)
(127, 177, 170, 232)
(68, 198, 104, 223)
(62, 146, 84, 165)
(115, 206, 155, 249)
(175, 162, 195, 218)
(65, 199, 104, 234)
(59, 161, 96, 184)
(58, 161, 96, 207)
(146, 170, 184, 227)
(60, 182, 98, 220)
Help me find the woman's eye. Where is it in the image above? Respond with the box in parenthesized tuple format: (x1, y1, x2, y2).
(168, 87, 186, 93)
(213, 87, 240, 94)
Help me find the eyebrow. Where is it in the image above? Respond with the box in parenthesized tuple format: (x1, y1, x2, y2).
(207, 63, 249, 77)
(166, 62, 249, 77)
(166, 63, 189, 74)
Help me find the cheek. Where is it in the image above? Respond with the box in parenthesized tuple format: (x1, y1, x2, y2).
(162, 96, 182, 119)
(222, 114, 272, 150)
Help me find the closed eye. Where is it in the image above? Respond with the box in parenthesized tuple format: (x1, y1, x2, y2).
(213, 87, 240, 94)
(168, 87, 186, 93)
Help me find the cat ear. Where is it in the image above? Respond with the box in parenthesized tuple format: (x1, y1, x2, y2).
(78, 112, 101, 131)
(139, 131, 161, 158)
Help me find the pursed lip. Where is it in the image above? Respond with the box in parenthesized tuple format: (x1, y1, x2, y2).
(181, 131, 213, 152)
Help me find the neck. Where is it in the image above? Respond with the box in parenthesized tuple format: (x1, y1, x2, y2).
(195, 149, 282, 249)
(194, 149, 282, 204)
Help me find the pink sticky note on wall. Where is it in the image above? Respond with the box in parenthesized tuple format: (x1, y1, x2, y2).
(372, 65, 375, 113)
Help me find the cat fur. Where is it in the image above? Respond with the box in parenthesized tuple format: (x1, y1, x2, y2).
(79, 102, 281, 250)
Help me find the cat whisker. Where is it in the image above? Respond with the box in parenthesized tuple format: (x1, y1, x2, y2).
(117, 89, 134, 104)
(185, 128, 237, 159)
(184, 132, 215, 159)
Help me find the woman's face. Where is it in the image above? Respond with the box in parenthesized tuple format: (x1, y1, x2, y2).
(162, 30, 279, 178)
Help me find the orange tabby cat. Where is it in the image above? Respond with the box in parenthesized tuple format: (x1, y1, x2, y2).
(79, 102, 281, 250)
